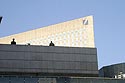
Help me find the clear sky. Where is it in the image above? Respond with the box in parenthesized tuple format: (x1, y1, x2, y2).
(0, 0, 125, 69)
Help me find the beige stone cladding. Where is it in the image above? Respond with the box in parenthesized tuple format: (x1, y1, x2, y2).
(0, 16, 95, 47)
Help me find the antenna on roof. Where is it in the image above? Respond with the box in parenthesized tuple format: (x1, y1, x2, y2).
(0, 16, 3, 24)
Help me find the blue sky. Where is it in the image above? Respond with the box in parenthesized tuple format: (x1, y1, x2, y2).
(0, 0, 125, 69)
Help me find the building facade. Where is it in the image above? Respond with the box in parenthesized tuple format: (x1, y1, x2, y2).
(0, 16, 124, 82)
(0, 76, 125, 83)
(0, 44, 125, 83)
(99, 63, 125, 78)
(0, 44, 98, 77)
(0, 16, 95, 48)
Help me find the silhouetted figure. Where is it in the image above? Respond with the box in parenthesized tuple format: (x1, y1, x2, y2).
(49, 41, 55, 46)
(11, 38, 16, 45)
(27, 43, 30, 45)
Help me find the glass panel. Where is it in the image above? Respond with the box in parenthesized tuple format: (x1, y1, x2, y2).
(0, 77, 9, 83)
(25, 77, 38, 83)
(11, 77, 24, 83)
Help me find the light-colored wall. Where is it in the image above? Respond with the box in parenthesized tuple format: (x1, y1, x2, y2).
(0, 16, 95, 47)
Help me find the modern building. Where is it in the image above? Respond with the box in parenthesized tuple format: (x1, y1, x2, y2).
(0, 16, 125, 83)
(0, 76, 125, 83)
(0, 16, 95, 48)
(0, 44, 125, 83)
(0, 44, 98, 77)
(99, 63, 125, 78)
